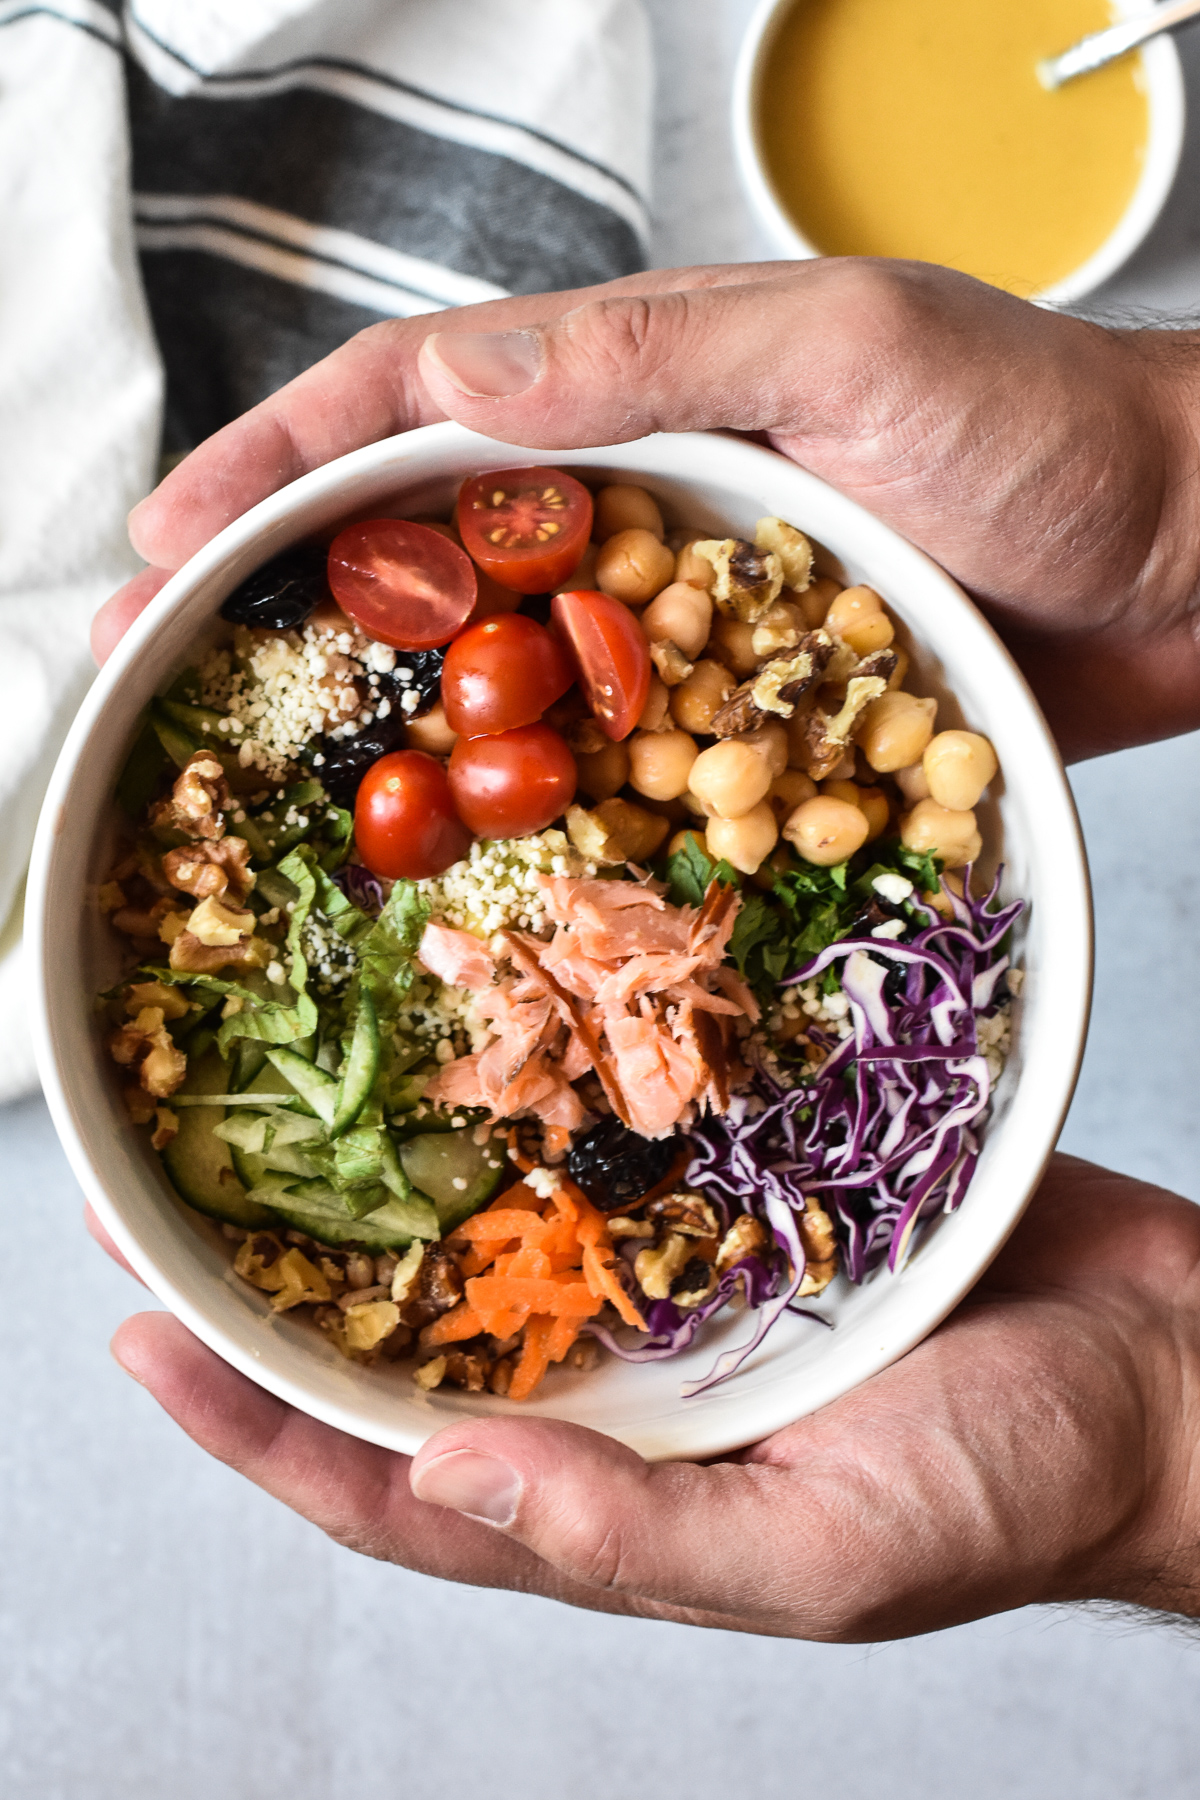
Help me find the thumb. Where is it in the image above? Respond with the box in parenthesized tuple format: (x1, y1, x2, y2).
(415, 260, 992, 450)
(409, 1414, 799, 1627)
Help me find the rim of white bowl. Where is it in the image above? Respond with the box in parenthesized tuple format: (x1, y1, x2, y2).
(731, 0, 1185, 308)
(28, 424, 1093, 1461)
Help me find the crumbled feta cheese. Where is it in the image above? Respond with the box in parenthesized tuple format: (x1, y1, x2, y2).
(1006, 967, 1024, 996)
(870, 919, 907, 940)
(415, 831, 596, 937)
(525, 1165, 560, 1200)
(872, 872, 914, 904)
(265, 960, 285, 985)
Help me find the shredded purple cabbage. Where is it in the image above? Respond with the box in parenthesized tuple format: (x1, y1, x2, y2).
(334, 863, 386, 916)
(592, 868, 1023, 1396)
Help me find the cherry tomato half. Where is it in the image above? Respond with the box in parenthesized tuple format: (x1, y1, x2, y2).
(355, 750, 473, 879)
(550, 588, 652, 742)
(441, 614, 573, 737)
(328, 519, 477, 650)
(457, 468, 593, 594)
(448, 725, 577, 838)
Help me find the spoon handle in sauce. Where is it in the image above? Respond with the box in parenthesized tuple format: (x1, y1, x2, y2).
(1039, 0, 1200, 88)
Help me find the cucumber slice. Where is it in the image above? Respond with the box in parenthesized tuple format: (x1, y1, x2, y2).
(267, 1045, 337, 1126)
(227, 1068, 324, 1191)
(250, 1175, 439, 1250)
(160, 1049, 274, 1229)
(399, 1127, 506, 1234)
(330, 988, 379, 1138)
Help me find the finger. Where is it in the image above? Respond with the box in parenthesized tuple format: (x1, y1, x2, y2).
(91, 567, 173, 666)
(111, 1313, 614, 1595)
(128, 265, 776, 573)
(84, 1203, 145, 1284)
(409, 1414, 806, 1630)
(416, 259, 966, 447)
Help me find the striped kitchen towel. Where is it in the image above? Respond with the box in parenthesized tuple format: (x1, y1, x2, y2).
(0, 0, 653, 1099)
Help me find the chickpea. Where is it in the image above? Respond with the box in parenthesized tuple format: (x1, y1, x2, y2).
(668, 827, 709, 859)
(687, 739, 773, 820)
(706, 803, 779, 875)
(640, 582, 713, 660)
(797, 574, 840, 630)
(895, 760, 931, 803)
(637, 674, 672, 732)
(405, 701, 457, 755)
(887, 646, 910, 690)
(785, 702, 816, 769)
(901, 797, 982, 868)
(670, 659, 735, 734)
(594, 484, 664, 543)
(738, 722, 789, 778)
(922, 730, 998, 811)
(783, 796, 870, 866)
(553, 541, 598, 594)
(708, 614, 759, 677)
(825, 585, 895, 656)
(596, 528, 675, 604)
(674, 536, 713, 588)
(575, 739, 630, 802)
(922, 870, 966, 918)
(858, 691, 937, 773)
(768, 768, 817, 822)
(823, 779, 889, 841)
(628, 729, 699, 801)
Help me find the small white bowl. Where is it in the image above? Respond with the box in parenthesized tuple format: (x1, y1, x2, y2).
(733, 0, 1185, 307)
(28, 424, 1091, 1462)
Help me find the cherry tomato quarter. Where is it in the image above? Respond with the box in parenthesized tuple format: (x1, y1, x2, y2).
(457, 468, 593, 594)
(441, 613, 573, 737)
(355, 750, 473, 879)
(550, 588, 652, 742)
(448, 725, 577, 838)
(328, 519, 476, 650)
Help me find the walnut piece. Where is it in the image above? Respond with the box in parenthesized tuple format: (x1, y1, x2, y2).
(163, 835, 255, 902)
(108, 1004, 187, 1099)
(649, 640, 695, 687)
(234, 1234, 333, 1311)
(398, 1246, 464, 1329)
(671, 1255, 719, 1311)
(711, 631, 833, 736)
(716, 1213, 769, 1272)
(691, 538, 784, 623)
(168, 928, 272, 976)
(754, 517, 814, 592)
(645, 1190, 720, 1239)
(566, 798, 669, 866)
(800, 648, 898, 780)
(634, 1230, 693, 1300)
(149, 752, 230, 841)
(797, 1198, 839, 1296)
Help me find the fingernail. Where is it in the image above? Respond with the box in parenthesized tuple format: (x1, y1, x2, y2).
(411, 1449, 522, 1525)
(423, 330, 542, 398)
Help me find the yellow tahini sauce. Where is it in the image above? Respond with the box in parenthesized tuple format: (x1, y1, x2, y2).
(759, 0, 1149, 296)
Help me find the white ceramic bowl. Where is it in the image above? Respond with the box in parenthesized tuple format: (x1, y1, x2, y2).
(733, 0, 1185, 307)
(28, 424, 1091, 1462)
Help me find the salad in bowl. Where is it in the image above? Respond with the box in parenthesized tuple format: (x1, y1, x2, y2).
(98, 460, 1022, 1405)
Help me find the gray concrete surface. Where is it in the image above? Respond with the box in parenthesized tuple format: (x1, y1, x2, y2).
(4, 4, 1200, 1796)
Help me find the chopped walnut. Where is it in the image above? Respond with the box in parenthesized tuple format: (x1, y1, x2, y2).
(671, 1255, 719, 1311)
(566, 798, 669, 866)
(442, 1348, 492, 1392)
(398, 1246, 463, 1329)
(125, 979, 190, 1021)
(169, 911, 271, 976)
(716, 1213, 769, 1272)
(108, 1004, 187, 1099)
(565, 715, 611, 756)
(607, 1215, 656, 1239)
(414, 1355, 448, 1391)
(234, 1235, 332, 1311)
(711, 631, 833, 735)
(389, 1242, 425, 1305)
(162, 835, 256, 903)
(645, 1190, 720, 1239)
(797, 1199, 839, 1296)
(110, 896, 176, 940)
(634, 1230, 693, 1300)
(754, 517, 814, 592)
(800, 649, 898, 780)
(691, 538, 784, 623)
(150, 1106, 179, 1152)
(149, 752, 230, 841)
(341, 1299, 401, 1353)
(750, 603, 802, 659)
(649, 640, 694, 687)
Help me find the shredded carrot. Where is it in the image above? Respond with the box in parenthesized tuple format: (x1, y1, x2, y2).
(509, 1314, 555, 1400)
(423, 1302, 487, 1347)
(546, 1315, 582, 1363)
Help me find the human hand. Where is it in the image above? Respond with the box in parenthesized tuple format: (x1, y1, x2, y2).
(94, 259, 1200, 760)
(100, 1155, 1200, 1640)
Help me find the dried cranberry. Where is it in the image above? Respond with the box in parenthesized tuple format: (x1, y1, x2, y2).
(220, 546, 328, 629)
(566, 1116, 677, 1211)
